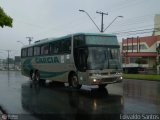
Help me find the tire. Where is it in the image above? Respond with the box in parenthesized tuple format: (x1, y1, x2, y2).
(35, 71, 46, 85)
(98, 84, 107, 89)
(30, 71, 35, 81)
(35, 71, 40, 82)
(69, 73, 82, 89)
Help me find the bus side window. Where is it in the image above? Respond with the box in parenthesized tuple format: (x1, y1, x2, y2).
(50, 42, 59, 54)
(61, 38, 71, 53)
(27, 47, 33, 57)
(34, 46, 40, 56)
(41, 44, 49, 55)
(50, 43, 54, 54)
(21, 48, 27, 58)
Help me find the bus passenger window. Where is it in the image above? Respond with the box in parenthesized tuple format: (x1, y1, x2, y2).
(61, 38, 71, 53)
(21, 49, 27, 57)
(27, 47, 33, 57)
(41, 44, 49, 55)
(34, 46, 40, 56)
(50, 41, 60, 54)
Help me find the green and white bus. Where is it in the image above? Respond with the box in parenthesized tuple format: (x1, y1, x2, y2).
(21, 33, 123, 89)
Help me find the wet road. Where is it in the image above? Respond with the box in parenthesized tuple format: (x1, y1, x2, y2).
(0, 71, 160, 120)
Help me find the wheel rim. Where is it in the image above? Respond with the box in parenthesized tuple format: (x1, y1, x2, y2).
(35, 72, 40, 81)
(31, 72, 35, 80)
(72, 76, 78, 88)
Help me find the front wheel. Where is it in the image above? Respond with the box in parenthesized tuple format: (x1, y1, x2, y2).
(69, 74, 82, 89)
(98, 84, 107, 89)
(30, 71, 35, 81)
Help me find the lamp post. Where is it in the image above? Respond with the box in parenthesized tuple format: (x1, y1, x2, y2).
(79, 9, 101, 32)
(79, 9, 123, 33)
(104, 16, 123, 32)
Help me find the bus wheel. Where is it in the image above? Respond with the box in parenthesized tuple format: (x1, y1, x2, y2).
(35, 71, 46, 85)
(30, 71, 35, 81)
(35, 71, 40, 82)
(70, 74, 82, 89)
(98, 84, 107, 89)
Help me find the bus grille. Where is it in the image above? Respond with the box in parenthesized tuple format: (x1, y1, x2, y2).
(101, 72, 116, 76)
(101, 78, 117, 83)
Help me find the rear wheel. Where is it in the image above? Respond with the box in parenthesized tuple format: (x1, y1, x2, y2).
(69, 73, 82, 89)
(35, 71, 40, 81)
(30, 71, 35, 81)
(35, 71, 46, 85)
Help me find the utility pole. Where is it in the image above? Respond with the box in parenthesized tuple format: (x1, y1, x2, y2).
(7, 50, 10, 71)
(26, 37, 33, 45)
(96, 11, 108, 32)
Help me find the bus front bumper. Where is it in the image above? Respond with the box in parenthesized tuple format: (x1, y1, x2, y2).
(90, 75, 123, 85)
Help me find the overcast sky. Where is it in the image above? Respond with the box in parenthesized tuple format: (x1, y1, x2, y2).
(0, 0, 160, 58)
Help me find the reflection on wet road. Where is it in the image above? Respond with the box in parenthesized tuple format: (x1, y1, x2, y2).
(124, 80, 160, 113)
(0, 71, 160, 120)
(21, 82, 123, 120)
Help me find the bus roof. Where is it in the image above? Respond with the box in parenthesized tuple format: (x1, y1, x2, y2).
(21, 33, 117, 49)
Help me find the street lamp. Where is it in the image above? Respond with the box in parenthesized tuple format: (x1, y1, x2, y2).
(17, 41, 25, 45)
(79, 9, 101, 32)
(104, 16, 123, 32)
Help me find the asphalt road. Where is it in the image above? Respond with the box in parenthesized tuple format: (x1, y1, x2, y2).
(0, 71, 160, 120)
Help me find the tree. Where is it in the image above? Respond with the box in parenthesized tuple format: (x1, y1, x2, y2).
(0, 7, 13, 28)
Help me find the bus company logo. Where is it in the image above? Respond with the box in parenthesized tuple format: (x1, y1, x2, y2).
(35, 57, 60, 64)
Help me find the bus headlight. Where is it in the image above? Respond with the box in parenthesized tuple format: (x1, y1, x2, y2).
(92, 79, 100, 84)
(93, 79, 97, 82)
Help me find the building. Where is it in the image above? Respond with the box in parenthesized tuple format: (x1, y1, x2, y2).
(122, 35, 160, 74)
(154, 14, 160, 74)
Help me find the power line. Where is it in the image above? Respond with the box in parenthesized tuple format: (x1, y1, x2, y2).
(115, 29, 160, 37)
(109, 23, 160, 35)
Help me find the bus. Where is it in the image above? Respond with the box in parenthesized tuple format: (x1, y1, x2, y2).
(21, 33, 123, 89)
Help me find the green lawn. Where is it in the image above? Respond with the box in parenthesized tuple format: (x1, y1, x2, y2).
(123, 74, 160, 81)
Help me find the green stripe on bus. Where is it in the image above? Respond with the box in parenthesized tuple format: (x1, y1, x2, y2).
(39, 71, 67, 78)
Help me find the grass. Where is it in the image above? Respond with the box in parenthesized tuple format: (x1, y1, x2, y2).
(123, 74, 160, 81)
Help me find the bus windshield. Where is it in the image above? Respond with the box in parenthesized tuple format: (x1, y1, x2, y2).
(87, 47, 121, 70)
